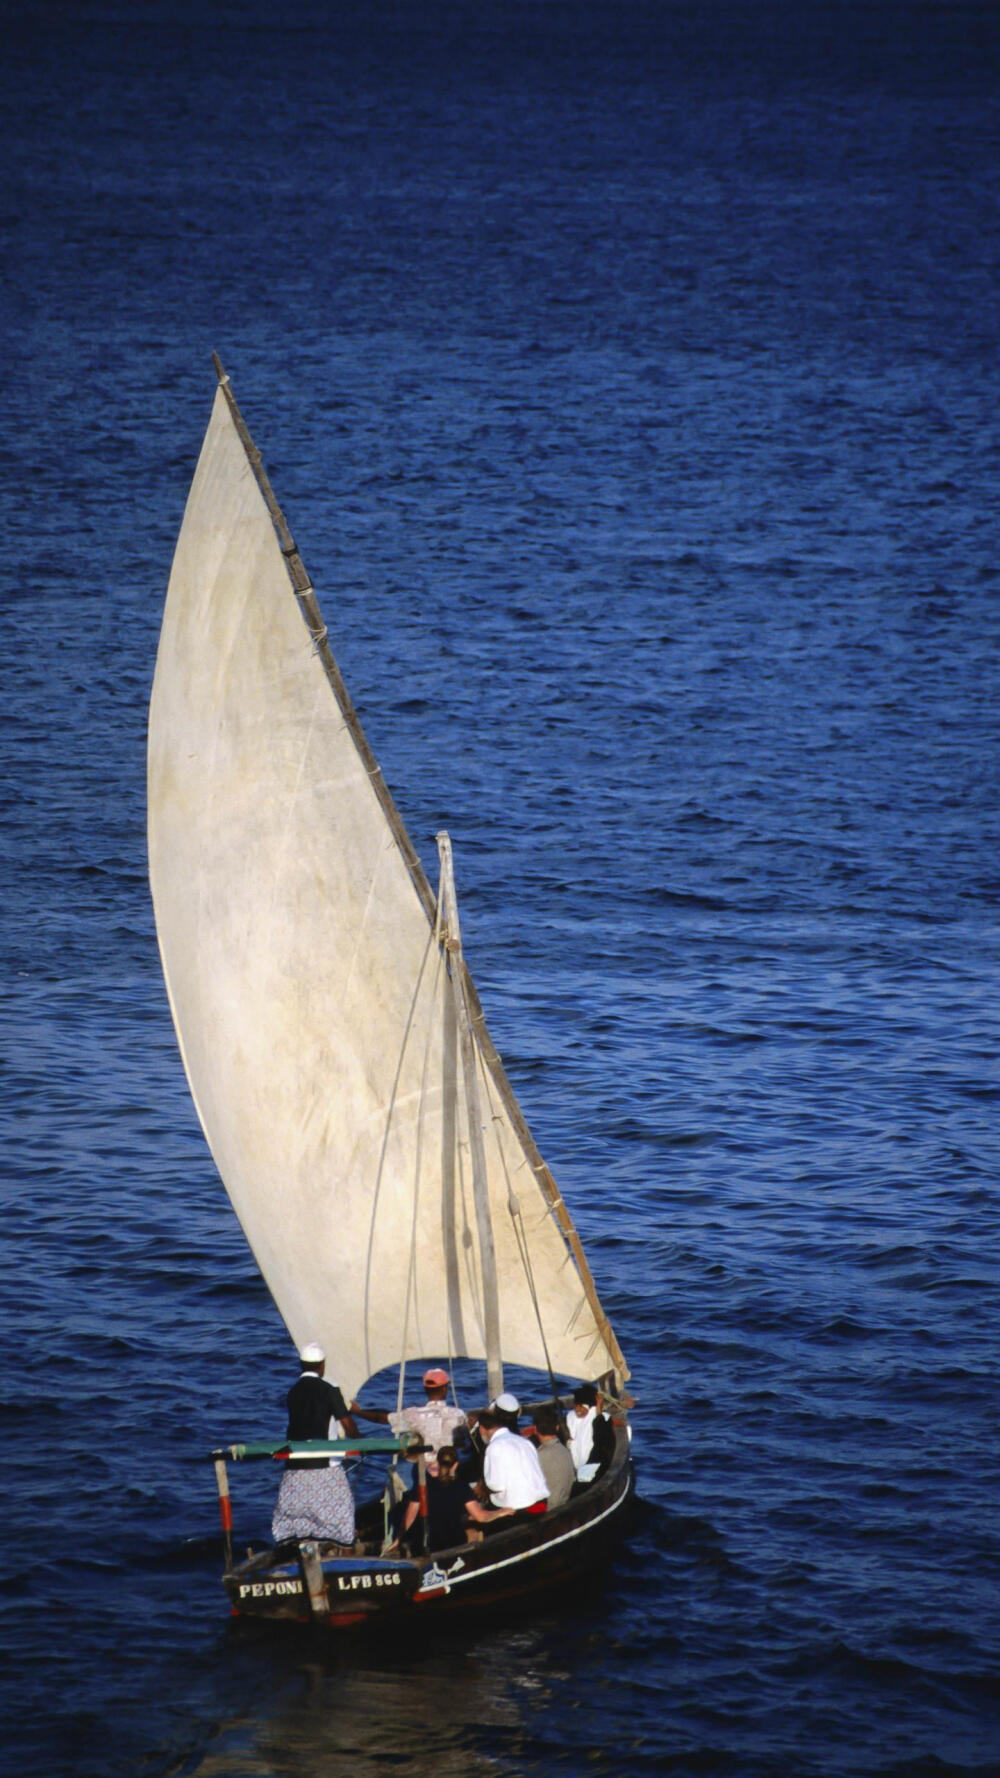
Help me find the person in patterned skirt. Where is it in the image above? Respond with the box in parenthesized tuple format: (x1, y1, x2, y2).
(271, 1344, 360, 1546)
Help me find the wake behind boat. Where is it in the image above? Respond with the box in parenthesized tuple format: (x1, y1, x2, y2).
(148, 359, 633, 1626)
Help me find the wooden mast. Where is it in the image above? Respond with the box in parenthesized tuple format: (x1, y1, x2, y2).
(436, 831, 504, 1402)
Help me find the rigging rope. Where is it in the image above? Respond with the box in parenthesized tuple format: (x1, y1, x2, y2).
(395, 936, 450, 1417)
(477, 1061, 561, 1402)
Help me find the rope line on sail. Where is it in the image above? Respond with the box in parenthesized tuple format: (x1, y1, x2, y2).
(436, 941, 460, 1414)
(361, 922, 439, 1384)
(395, 935, 449, 1418)
(509, 1204, 560, 1402)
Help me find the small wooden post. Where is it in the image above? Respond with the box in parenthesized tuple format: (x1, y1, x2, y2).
(213, 1457, 233, 1571)
(298, 1540, 330, 1619)
(416, 1448, 430, 1555)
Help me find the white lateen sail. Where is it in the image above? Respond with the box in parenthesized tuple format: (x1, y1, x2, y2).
(148, 368, 628, 1402)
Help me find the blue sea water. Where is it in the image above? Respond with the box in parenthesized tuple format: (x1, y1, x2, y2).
(2, 2, 999, 1774)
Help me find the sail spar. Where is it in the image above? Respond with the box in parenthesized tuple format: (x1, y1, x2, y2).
(148, 367, 628, 1401)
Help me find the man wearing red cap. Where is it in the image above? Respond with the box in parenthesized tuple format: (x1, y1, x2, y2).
(350, 1366, 467, 1459)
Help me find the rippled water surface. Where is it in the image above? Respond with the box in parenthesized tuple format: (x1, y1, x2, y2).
(3, 3, 999, 1775)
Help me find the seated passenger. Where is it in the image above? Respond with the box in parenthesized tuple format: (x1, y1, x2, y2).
(490, 1390, 522, 1433)
(566, 1384, 615, 1485)
(476, 1407, 549, 1528)
(398, 1445, 477, 1552)
(534, 1404, 575, 1509)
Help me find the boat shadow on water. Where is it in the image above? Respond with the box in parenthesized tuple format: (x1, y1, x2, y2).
(182, 1524, 646, 1778)
(188, 1622, 588, 1778)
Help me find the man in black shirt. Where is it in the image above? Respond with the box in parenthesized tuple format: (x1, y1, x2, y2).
(271, 1343, 361, 1545)
(285, 1346, 358, 1462)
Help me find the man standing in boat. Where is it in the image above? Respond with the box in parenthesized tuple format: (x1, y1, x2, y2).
(271, 1343, 360, 1547)
(349, 1366, 467, 1462)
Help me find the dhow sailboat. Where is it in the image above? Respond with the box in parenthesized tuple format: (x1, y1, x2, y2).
(148, 360, 633, 1625)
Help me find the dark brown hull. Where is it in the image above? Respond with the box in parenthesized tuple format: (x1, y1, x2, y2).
(224, 1427, 634, 1628)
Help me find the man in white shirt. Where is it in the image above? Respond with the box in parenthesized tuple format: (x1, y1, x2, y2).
(479, 1408, 549, 1518)
(350, 1367, 467, 1468)
(565, 1382, 614, 1483)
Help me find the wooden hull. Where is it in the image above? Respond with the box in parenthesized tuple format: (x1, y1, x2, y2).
(224, 1429, 634, 1628)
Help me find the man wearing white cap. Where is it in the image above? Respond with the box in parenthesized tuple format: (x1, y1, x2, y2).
(350, 1366, 467, 1462)
(491, 1391, 521, 1432)
(271, 1344, 360, 1546)
(477, 1408, 549, 1520)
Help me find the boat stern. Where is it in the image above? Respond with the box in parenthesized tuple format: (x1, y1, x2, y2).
(225, 1543, 423, 1625)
